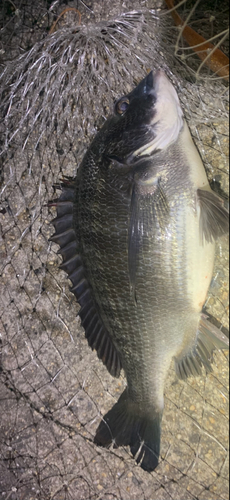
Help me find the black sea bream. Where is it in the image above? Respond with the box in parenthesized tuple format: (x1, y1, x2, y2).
(50, 70, 229, 471)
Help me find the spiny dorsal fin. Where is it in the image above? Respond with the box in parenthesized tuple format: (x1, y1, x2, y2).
(49, 179, 122, 378)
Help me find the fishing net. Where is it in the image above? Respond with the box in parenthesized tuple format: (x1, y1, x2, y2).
(0, 1, 229, 499)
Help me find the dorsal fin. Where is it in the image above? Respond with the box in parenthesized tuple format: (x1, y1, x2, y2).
(49, 179, 122, 378)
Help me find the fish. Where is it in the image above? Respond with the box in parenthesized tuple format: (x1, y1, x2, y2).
(50, 70, 229, 472)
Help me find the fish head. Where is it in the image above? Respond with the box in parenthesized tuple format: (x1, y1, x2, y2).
(103, 70, 184, 163)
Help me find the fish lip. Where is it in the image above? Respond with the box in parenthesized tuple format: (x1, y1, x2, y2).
(139, 70, 171, 107)
(145, 68, 167, 90)
(140, 70, 160, 98)
(150, 69, 169, 95)
(144, 70, 154, 94)
(153, 69, 166, 81)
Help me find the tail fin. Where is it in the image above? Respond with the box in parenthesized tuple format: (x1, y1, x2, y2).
(94, 389, 162, 472)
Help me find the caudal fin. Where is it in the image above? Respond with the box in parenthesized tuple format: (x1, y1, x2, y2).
(94, 389, 162, 472)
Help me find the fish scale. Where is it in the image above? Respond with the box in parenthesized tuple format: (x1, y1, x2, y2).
(50, 69, 229, 471)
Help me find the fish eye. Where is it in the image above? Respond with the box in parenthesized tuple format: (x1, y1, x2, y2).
(115, 97, 130, 115)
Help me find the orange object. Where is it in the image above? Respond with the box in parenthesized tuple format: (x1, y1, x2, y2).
(49, 7, 81, 34)
(165, 0, 229, 80)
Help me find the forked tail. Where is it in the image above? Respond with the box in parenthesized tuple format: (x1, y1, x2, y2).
(94, 389, 162, 472)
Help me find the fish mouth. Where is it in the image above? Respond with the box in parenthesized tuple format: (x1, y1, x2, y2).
(138, 68, 166, 93)
(145, 69, 166, 91)
(143, 69, 154, 94)
(130, 69, 184, 160)
(152, 69, 170, 88)
(140, 69, 171, 99)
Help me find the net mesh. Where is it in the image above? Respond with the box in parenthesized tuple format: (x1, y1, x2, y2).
(0, 1, 229, 499)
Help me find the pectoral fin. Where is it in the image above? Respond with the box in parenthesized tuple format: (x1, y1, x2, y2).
(128, 183, 141, 297)
(128, 176, 169, 297)
(198, 188, 229, 243)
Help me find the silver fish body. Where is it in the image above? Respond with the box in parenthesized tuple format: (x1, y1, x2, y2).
(51, 70, 229, 471)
